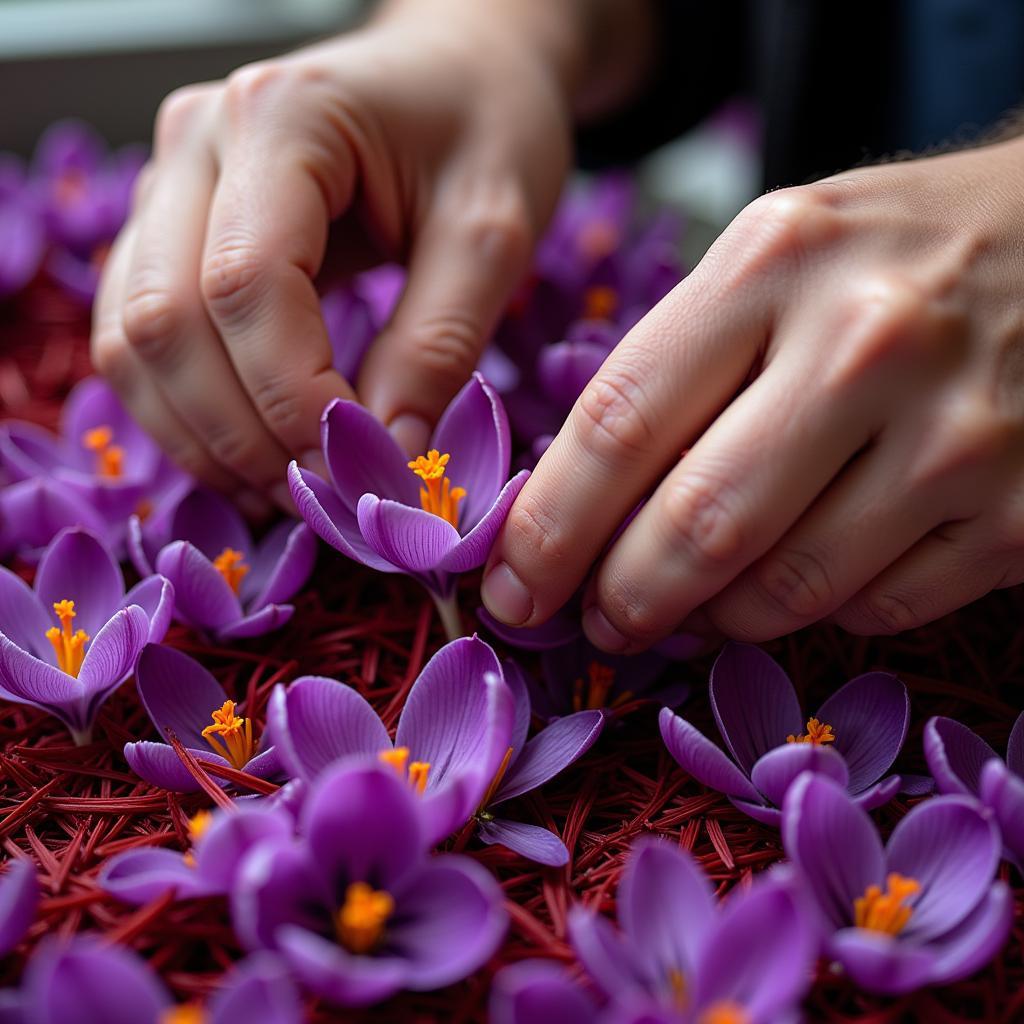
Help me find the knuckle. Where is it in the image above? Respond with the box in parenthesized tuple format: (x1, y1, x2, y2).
(249, 375, 304, 437)
(121, 286, 184, 361)
(838, 590, 916, 636)
(503, 492, 571, 568)
(659, 472, 745, 567)
(598, 571, 659, 641)
(90, 330, 134, 389)
(732, 186, 838, 270)
(459, 206, 530, 270)
(575, 367, 657, 461)
(154, 85, 210, 151)
(204, 426, 272, 481)
(200, 246, 266, 318)
(753, 546, 834, 620)
(406, 312, 483, 391)
(223, 62, 288, 117)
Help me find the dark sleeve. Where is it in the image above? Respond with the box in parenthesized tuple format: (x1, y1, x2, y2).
(576, 0, 750, 168)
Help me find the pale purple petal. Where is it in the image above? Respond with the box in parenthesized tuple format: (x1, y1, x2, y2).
(169, 487, 249, 559)
(853, 774, 903, 812)
(357, 494, 460, 572)
(0, 633, 80, 729)
(194, 804, 295, 892)
(923, 716, 999, 797)
(477, 605, 581, 650)
(1007, 711, 1024, 775)
(244, 522, 317, 610)
(216, 604, 293, 641)
(269, 677, 390, 782)
(390, 856, 507, 988)
(0, 203, 44, 299)
(886, 795, 1001, 942)
(477, 818, 570, 866)
(126, 513, 156, 577)
(99, 848, 207, 904)
(925, 881, 1014, 987)
(815, 672, 908, 794)
(490, 961, 598, 1024)
(209, 953, 303, 1024)
(709, 643, 803, 773)
(567, 906, 647, 1001)
(0, 860, 37, 956)
(829, 928, 936, 996)
(76, 605, 149, 694)
(537, 340, 607, 409)
(980, 759, 1024, 867)
(438, 471, 529, 572)
(658, 708, 762, 803)
(121, 575, 174, 643)
(729, 798, 783, 828)
(155, 540, 242, 631)
(0, 477, 111, 558)
(431, 373, 511, 527)
(749, 743, 849, 809)
(0, 567, 50, 657)
(492, 710, 603, 803)
(898, 774, 935, 796)
(0, 421, 65, 480)
(502, 660, 533, 756)
(123, 741, 231, 793)
(35, 527, 124, 635)
(244, 745, 283, 780)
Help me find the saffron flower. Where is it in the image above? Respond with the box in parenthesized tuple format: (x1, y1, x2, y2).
(287, 372, 529, 639)
(100, 801, 292, 905)
(0, 527, 171, 744)
(130, 487, 316, 641)
(659, 642, 909, 825)
(782, 772, 1012, 995)
(269, 636, 513, 845)
(8, 937, 300, 1024)
(567, 838, 814, 1023)
(0, 860, 38, 957)
(124, 644, 281, 793)
(232, 760, 507, 1008)
(490, 961, 598, 1024)
(924, 712, 1024, 870)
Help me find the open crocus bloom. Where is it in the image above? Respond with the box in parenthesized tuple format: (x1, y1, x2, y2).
(659, 642, 909, 826)
(232, 760, 507, 1008)
(568, 839, 814, 1024)
(130, 487, 316, 642)
(924, 712, 1024, 870)
(288, 372, 529, 637)
(0, 859, 38, 958)
(270, 636, 513, 845)
(124, 643, 281, 793)
(0, 527, 171, 743)
(782, 772, 1012, 995)
(10, 937, 301, 1024)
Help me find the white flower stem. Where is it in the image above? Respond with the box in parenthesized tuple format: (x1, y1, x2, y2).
(69, 725, 93, 746)
(432, 592, 465, 641)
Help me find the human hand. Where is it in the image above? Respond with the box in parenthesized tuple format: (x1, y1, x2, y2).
(483, 137, 1024, 649)
(90, 0, 581, 508)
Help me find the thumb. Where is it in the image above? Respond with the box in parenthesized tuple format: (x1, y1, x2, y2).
(357, 190, 531, 455)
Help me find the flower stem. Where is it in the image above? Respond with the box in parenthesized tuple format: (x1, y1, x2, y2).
(432, 592, 465, 641)
(69, 725, 93, 746)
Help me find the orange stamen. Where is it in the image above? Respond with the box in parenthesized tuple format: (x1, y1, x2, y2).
(786, 717, 836, 746)
(577, 220, 619, 261)
(201, 700, 256, 770)
(212, 548, 249, 595)
(378, 747, 431, 793)
(854, 873, 920, 936)
(45, 599, 89, 677)
(582, 284, 618, 321)
(335, 881, 394, 954)
(159, 1007, 206, 1024)
(572, 661, 628, 711)
(82, 425, 124, 479)
(407, 450, 466, 529)
(698, 1003, 750, 1024)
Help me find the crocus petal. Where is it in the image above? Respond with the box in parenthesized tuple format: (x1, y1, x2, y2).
(709, 643, 803, 774)
(692, 882, 814, 1023)
(0, 566, 51, 657)
(618, 839, 715, 991)
(502, 660, 533, 756)
(356, 494, 460, 573)
(924, 881, 1014, 987)
(169, 486, 250, 560)
(749, 743, 849, 809)
(438, 470, 529, 572)
(390, 856, 507, 989)
(923, 716, 1000, 797)
(729, 798, 782, 828)
(74, 605, 149, 700)
(492, 710, 603, 803)
(0, 420, 65, 481)
(658, 708, 762, 803)
(537, 340, 607, 410)
(269, 677, 390, 782)
(477, 818, 570, 866)
(829, 928, 936, 996)
(121, 574, 174, 643)
(0, 860, 37, 956)
(781, 773, 885, 932)
(886, 795, 1001, 942)
(430, 372, 512, 527)
(243, 745, 283, 780)
(567, 906, 647, 1001)
(321, 398, 420, 509)
(194, 804, 295, 892)
(34, 527, 124, 635)
(815, 672, 908, 794)
(1007, 710, 1024, 776)
(477, 605, 581, 650)
(126, 514, 155, 577)
(216, 604, 294, 641)
(135, 643, 227, 749)
(155, 540, 242, 631)
(0, 477, 111, 559)
(209, 953, 304, 1024)
(99, 848, 207, 904)
(979, 758, 1024, 867)
(0, 632, 80, 730)
(244, 522, 317, 610)
(853, 774, 902, 811)
(490, 961, 598, 1024)
(124, 741, 231, 793)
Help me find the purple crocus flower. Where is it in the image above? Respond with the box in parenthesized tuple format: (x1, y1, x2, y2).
(659, 642, 909, 825)
(288, 373, 528, 639)
(10, 937, 300, 1024)
(0, 860, 37, 957)
(490, 960, 599, 1024)
(0, 527, 171, 744)
(100, 800, 293, 904)
(782, 772, 1012, 995)
(0, 156, 45, 300)
(129, 487, 316, 641)
(124, 643, 281, 793)
(269, 636, 513, 845)
(568, 839, 814, 1023)
(232, 759, 507, 1008)
(924, 712, 1024, 870)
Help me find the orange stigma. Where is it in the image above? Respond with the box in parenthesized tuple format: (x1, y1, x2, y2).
(54, 169, 86, 208)
(667, 968, 687, 1009)
(408, 450, 466, 529)
(582, 284, 618, 321)
(45, 599, 89, 677)
(578, 220, 619, 261)
(212, 548, 249, 595)
(82, 425, 124, 479)
(378, 747, 431, 794)
(698, 1003, 750, 1024)
(786, 717, 836, 746)
(159, 1007, 206, 1024)
(335, 881, 394, 954)
(854, 873, 920, 936)
(478, 746, 516, 812)
(201, 700, 256, 770)
(572, 661, 632, 711)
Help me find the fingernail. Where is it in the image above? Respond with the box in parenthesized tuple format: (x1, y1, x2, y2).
(236, 489, 273, 521)
(270, 480, 296, 514)
(299, 448, 327, 477)
(481, 562, 533, 626)
(388, 413, 432, 457)
(583, 606, 630, 653)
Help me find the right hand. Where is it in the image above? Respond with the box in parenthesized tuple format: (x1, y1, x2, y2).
(91, 1, 575, 510)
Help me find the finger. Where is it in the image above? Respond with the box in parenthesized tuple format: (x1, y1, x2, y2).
(121, 89, 292, 497)
(582, 345, 878, 652)
(200, 68, 357, 458)
(480, 257, 773, 629)
(357, 182, 532, 455)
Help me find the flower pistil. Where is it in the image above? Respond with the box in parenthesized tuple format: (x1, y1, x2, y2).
(408, 450, 466, 528)
(45, 599, 89, 677)
(82, 425, 124, 479)
(582, 284, 618, 320)
(378, 747, 430, 793)
(335, 881, 394, 954)
(698, 1002, 750, 1024)
(159, 1007, 206, 1024)
(201, 700, 256, 770)
(572, 661, 632, 711)
(786, 717, 836, 746)
(854, 872, 920, 935)
(212, 548, 249, 595)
